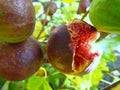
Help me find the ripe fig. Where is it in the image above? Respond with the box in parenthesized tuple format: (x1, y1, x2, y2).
(89, 0, 120, 34)
(0, 0, 35, 43)
(47, 20, 102, 75)
(0, 37, 43, 81)
(43, 1, 57, 16)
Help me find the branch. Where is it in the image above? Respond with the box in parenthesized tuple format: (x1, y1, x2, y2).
(81, 10, 89, 21)
(36, 0, 53, 39)
(97, 32, 109, 41)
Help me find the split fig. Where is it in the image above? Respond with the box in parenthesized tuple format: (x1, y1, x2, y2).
(0, 0, 35, 43)
(89, 0, 120, 34)
(47, 20, 102, 75)
(0, 37, 43, 81)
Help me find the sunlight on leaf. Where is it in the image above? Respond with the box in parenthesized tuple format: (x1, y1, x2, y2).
(62, 0, 74, 4)
(9, 81, 26, 90)
(1, 81, 10, 90)
(26, 75, 52, 90)
(33, 21, 42, 38)
(33, 2, 43, 18)
(98, 35, 120, 52)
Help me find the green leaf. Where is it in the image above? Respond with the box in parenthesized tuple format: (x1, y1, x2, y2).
(102, 51, 116, 62)
(90, 86, 99, 90)
(98, 35, 120, 52)
(33, 2, 43, 18)
(9, 80, 26, 90)
(48, 72, 66, 89)
(0, 77, 6, 86)
(26, 75, 52, 90)
(1, 81, 10, 90)
(32, 20, 42, 38)
(62, 0, 74, 4)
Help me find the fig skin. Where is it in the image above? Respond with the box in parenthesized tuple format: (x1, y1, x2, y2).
(89, 0, 120, 34)
(47, 24, 73, 74)
(77, 0, 90, 14)
(43, 1, 57, 16)
(0, 0, 35, 43)
(47, 20, 101, 75)
(0, 37, 43, 81)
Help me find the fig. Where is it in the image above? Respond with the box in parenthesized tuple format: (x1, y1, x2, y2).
(89, 0, 120, 34)
(41, 19, 49, 26)
(0, 37, 43, 81)
(77, 0, 90, 14)
(0, 0, 35, 43)
(47, 20, 102, 75)
(50, 26, 56, 31)
(43, 1, 57, 16)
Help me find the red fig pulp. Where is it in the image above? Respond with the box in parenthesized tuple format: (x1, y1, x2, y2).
(67, 20, 100, 74)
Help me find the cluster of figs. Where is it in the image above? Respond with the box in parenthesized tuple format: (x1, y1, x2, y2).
(0, 0, 43, 81)
(0, 0, 119, 81)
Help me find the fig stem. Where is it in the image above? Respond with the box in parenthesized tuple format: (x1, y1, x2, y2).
(97, 32, 109, 41)
(81, 10, 89, 21)
(36, 0, 53, 39)
(77, 0, 81, 14)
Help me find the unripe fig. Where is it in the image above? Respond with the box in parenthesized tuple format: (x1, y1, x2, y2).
(89, 0, 120, 34)
(43, 1, 57, 16)
(0, 0, 35, 43)
(47, 20, 102, 75)
(0, 37, 43, 81)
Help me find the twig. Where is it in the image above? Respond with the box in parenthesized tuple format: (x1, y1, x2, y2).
(77, 0, 81, 14)
(81, 10, 89, 21)
(97, 32, 109, 41)
(36, 0, 53, 39)
(101, 79, 112, 85)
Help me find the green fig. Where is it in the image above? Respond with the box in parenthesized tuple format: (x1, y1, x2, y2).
(89, 0, 120, 34)
(0, 37, 43, 81)
(0, 0, 35, 43)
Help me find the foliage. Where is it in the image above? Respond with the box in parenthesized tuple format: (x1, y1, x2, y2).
(0, 0, 120, 90)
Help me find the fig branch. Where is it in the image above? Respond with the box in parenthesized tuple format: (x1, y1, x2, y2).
(81, 10, 89, 21)
(77, 0, 90, 21)
(36, 0, 53, 39)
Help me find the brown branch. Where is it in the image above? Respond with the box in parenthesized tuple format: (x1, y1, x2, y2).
(81, 10, 89, 21)
(36, 0, 53, 39)
(97, 32, 109, 41)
